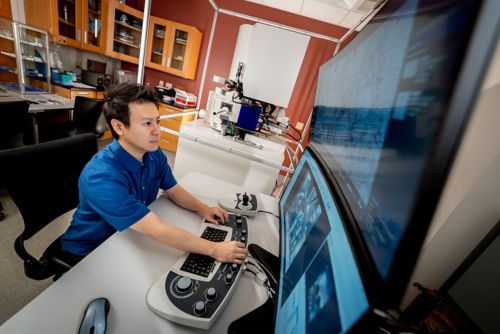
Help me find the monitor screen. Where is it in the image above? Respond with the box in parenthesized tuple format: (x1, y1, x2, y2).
(308, 0, 497, 304)
(275, 149, 370, 334)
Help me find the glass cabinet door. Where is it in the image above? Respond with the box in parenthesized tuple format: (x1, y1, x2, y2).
(53, 0, 82, 47)
(163, 23, 201, 79)
(107, 1, 143, 63)
(82, 0, 106, 52)
(146, 17, 170, 71)
(167, 27, 188, 72)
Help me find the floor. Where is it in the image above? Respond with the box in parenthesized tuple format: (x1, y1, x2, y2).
(0, 139, 176, 326)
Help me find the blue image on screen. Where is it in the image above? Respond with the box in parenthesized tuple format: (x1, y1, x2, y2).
(310, 0, 479, 280)
(275, 150, 369, 334)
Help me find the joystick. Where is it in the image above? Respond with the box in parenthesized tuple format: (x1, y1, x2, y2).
(218, 192, 258, 216)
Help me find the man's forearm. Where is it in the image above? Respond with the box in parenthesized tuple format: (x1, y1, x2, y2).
(165, 184, 209, 215)
(131, 211, 214, 256)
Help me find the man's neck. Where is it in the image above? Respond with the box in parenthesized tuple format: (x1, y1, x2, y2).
(117, 138, 145, 163)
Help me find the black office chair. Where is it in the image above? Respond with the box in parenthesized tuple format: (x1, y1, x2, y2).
(0, 100, 30, 221)
(70, 96, 107, 138)
(0, 133, 97, 280)
(0, 100, 30, 149)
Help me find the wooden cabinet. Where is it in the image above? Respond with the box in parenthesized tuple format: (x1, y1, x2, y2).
(50, 0, 107, 53)
(105, 0, 143, 64)
(159, 104, 195, 152)
(24, 0, 51, 32)
(54, 84, 97, 99)
(146, 17, 202, 79)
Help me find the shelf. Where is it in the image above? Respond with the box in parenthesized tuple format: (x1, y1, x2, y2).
(1, 51, 43, 63)
(0, 66, 16, 74)
(114, 38, 139, 49)
(88, 8, 100, 16)
(154, 34, 165, 39)
(175, 38, 187, 45)
(114, 20, 142, 32)
(58, 18, 76, 27)
(22, 40, 44, 48)
(0, 34, 14, 41)
(153, 51, 163, 56)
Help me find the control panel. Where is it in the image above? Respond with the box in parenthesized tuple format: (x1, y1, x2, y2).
(146, 213, 248, 329)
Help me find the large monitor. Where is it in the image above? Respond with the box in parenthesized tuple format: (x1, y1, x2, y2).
(275, 148, 371, 333)
(308, 0, 499, 308)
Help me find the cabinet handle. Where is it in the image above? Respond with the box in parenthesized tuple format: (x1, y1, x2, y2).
(167, 57, 171, 67)
(77, 92, 91, 95)
(84, 31, 87, 44)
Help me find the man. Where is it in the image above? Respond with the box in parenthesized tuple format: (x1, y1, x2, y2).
(60, 83, 248, 266)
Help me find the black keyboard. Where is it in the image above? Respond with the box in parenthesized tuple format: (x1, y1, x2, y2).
(180, 227, 228, 277)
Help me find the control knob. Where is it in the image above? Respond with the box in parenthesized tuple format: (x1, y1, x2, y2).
(241, 229, 247, 236)
(194, 301, 206, 316)
(176, 276, 193, 293)
(206, 287, 217, 301)
(240, 236, 246, 243)
(230, 263, 239, 272)
(225, 273, 233, 284)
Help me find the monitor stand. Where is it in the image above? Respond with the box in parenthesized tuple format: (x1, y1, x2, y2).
(228, 244, 279, 334)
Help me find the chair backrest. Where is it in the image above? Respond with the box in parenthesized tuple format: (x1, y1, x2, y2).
(0, 133, 97, 240)
(73, 96, 106, 135)
(0, 100, 30, 149)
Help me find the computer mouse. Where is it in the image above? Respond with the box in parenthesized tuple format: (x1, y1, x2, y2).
(79, 297, 110, 334)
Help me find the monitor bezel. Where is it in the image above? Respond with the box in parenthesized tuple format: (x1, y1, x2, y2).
(307, 0, 500, 309)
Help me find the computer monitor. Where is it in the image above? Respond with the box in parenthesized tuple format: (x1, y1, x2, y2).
(274, 148, 371, 333)
(308, 0, 499, 308)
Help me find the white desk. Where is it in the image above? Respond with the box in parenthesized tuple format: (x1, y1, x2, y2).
(0, 173, 279, 333)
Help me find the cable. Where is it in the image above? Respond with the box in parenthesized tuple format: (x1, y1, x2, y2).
(247, 255, 277, 285)
(244, 263, 276, 301)
(258, 210, 280, 219)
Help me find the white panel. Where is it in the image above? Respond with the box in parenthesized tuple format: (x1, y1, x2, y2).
(262, 0, 303, 14)
(229, 24, 254, 81)
(241, 23, 310, 107)
(301, 0, 349, 26)
(339, 11, 365, 29)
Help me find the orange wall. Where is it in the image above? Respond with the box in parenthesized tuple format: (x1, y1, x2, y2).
(122, 0, 356, 133)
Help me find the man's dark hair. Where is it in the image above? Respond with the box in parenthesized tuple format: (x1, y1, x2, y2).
(103, 83, 159, 139)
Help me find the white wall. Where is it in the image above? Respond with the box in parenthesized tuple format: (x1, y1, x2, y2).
(401, 39, 500, 309)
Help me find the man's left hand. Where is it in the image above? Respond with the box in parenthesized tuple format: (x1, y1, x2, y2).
(201, 206, 228, 224)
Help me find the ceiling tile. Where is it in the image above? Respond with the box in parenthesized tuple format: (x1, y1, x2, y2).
(301, 0, 349, 26)
(262, 0, 303, 14)
(339, 11, 365, 29)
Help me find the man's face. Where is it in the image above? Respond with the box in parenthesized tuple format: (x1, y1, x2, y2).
(115, 102, 161, 160)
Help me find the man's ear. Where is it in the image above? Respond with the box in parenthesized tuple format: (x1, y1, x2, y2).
(111, 119, 125, 136)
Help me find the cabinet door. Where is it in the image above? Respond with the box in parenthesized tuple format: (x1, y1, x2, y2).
(145, 16, 171, 72)
(81, 0, 107, 53)
(105, 0, 143, 64)
(50, 0, 82, 48)
(165, 22, 202, 79)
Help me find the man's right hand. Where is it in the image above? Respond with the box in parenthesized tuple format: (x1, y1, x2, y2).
(211, 241, 248, 264)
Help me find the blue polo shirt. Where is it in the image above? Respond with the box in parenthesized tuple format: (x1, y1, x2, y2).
(60, 140, 177, 256)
